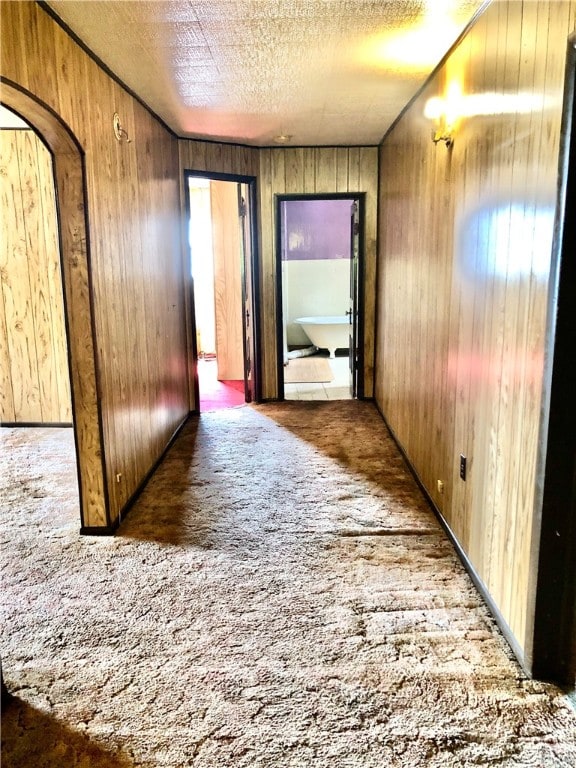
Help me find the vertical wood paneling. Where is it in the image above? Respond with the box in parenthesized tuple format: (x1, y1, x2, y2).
(451, 18, 488, 568)
(2, 78, 109, 527)
(257, 149, 277, 398)
(258, 146, 378, 399)
(0, 257, 14, 419)
(0, 129, 71, 424)
(347, 147, 361, 191)
(53, 149, 107, 526)
(31, 130, 72, 421)
(335, 148, 349, 192)
(2, 2, 190, 528)
(177, 137, 259, 410)
(375, 0, 576, 660)
(303, 149, 316, 193)
(1, 132, 40, 421)
(315, 148, 337, 193)
(178, 139, 259, 178)
(284, 148, 304, 193)
(358, 147, 379, 397)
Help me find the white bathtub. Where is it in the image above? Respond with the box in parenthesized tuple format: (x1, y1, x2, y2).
(294, 316, 350, 359)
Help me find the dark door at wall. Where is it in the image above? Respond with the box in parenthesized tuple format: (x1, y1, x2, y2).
(276, 192, 365, 401)
(348, 200, 360, 398)
(238, 183, 256, 403)
(531, 34, 576, 685)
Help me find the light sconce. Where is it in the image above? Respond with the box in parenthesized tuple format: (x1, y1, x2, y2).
(425, 82, 462, 149)
(113, 112, 132, 143)
(432, 127, 454, 148)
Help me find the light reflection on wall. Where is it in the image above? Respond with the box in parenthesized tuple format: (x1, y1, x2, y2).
(459, 202, 554, 281)
(448, 202, 554, 391)
(425, 90, 555, 121)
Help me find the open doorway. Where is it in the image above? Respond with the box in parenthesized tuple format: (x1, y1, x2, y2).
(185, 172, 259, 412)
(0, 104, 79, 522)
(277, 194, 364, 402)
(1, 84, 107, 531)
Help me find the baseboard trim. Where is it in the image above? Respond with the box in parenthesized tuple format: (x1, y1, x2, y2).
(80, 524, 117, 536)
(374, 402, 531, 677)
(80, 413, 193, 536)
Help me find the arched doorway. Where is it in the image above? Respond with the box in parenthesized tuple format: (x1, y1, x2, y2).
(1, 80, 108, 530)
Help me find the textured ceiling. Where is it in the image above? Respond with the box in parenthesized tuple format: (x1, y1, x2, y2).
(46, 0, 486, 146)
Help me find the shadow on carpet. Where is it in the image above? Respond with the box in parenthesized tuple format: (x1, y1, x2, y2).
(1, 695, 131, 768)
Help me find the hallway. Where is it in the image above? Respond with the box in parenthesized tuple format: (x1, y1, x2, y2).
(1, 402, 575, 767)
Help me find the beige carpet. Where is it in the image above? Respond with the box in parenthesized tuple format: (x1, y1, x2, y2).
(1, 402, 575, 768)
(284, 357, 334, 383)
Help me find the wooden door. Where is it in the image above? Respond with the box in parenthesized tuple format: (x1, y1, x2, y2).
(210, 180, 244, 381)
(348, 200, 360, 397)
(238, 183, 257, 402)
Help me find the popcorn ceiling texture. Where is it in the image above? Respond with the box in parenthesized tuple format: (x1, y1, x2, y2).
(45, 1, 484, 145)
(1, 401, 575, 767)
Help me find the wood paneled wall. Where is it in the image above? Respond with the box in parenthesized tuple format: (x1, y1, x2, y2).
(180, 142, 378, 401)
(258, 147, 378, 399)
(1, 128, 71, 423)
(179, 139, 259, 179)
(1, 2, 189, 529)
(376, 0, 576, 663)
(178, 140, 258, 409)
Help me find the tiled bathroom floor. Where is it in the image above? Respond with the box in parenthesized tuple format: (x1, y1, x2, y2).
(284, 354, 352, 401)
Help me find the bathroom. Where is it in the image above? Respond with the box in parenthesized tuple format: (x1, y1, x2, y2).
(279, 196, 361, 401)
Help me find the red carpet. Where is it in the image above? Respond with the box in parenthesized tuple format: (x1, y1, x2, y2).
(198, 358, 246, 411)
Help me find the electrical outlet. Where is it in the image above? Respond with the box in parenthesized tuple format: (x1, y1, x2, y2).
(459, 455, 467, 481)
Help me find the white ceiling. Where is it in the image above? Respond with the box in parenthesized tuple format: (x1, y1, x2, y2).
(46, 0, 486, 146)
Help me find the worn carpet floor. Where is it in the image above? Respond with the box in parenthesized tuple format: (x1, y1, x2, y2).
(1, 401, 575, 767)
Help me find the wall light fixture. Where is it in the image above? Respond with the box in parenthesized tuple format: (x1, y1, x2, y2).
(113, 112, 132, 143)
(432, 127, 454, 147)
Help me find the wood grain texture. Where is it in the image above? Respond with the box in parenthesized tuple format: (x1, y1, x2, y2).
(1, 2, 189, 528)
(257, 146, 378, 399)
(210, 181, 244, 381)
(0, 129, 71, 423)
(178, 139, 259, 410)
(375, 0, 576, 660)
(178, 139, 259, 179)
(1, 82, 108, 528)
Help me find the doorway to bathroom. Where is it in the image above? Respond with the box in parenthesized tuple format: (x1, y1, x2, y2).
(276, 194, 364, 402)
(185, 171, 259, 412)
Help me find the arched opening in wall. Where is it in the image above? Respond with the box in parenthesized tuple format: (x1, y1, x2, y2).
(0, 81, 108, 532)
(184, 170, 260, 413)
(0, 105, 79, 527)
(276, 194, 365, 402)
